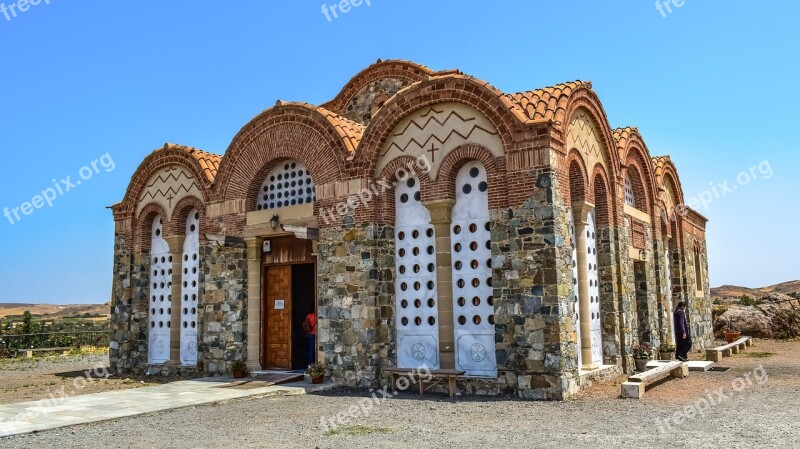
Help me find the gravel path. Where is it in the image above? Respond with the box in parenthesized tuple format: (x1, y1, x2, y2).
(0, 353, 163, 405)
(2, 340, 799, 448)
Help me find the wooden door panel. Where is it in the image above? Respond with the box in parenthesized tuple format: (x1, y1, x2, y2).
(263, 266, 292, 370)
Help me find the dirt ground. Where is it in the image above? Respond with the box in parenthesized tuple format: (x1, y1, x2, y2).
(2, 340, 800, 448)
(0, 352, 166, 405)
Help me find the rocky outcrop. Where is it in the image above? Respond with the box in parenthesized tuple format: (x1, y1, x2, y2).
(714, 293, 800, 339)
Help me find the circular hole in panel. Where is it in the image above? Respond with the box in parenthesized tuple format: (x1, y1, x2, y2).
(488, 315, 495, 324)
(183, 321, 188, 328)
(487, 296, 494, 306)
(469, 223, 478, 233)
(472, 278, 480, 288)
(400, 193, 409, 203)
(472, 296, 481, 306)
(427, 298, 435, 308)
(414, 191, 421, 202)
(473, 315, 482, 325)
(462, 184, 472, 194)
(414, 317, 422, 326)
(401, 282, 408, 291)
(428, 316, 436, 326)
(412, 230, 420, 239)
(399, 248, 406, 257)
(427, 281, 435, 290)
(413, 265, 420, 273)
(413, 247, 420, 256)
(401, 299, 408, 308)
(401, 317, 409, 326)
(455, 261, 463, 270)
(470, 241, 478, 251)
(471, 260, 479, 269)
(454, 243, 462, 252)
(407, 178, 416, 188)
(427, 263, 435, 273)
(453, 225, 461, 235)
(478, 181, 488, 192)
(487, 277, 493, 287)
(457, 279, 466, 288)
(414, 299, 422, 308)
(413, 282, 421, 291)
(427, 246, 434, 255)
(399, 265, 406, 274)
(398, 232, 405, 240)
(457, 297, 466, 307)
(458, 315, 467, 325)
(470, 167, 480, 178)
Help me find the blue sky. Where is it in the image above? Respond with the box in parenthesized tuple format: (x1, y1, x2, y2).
(0, 1, 797, 304)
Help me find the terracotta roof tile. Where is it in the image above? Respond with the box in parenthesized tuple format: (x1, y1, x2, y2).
(275, 102, 365, 154)
(504, 80, 590, 123)
(163, 143, 222, 182)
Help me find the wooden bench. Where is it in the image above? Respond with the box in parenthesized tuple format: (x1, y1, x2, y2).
(621, 360, 688, 399)
(21, 347, 73, 359)
(384, 367, 465, 398)
(705, 336, 752, 362)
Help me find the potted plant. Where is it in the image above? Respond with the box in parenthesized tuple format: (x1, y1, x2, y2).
(231, 360, 248, 379)
(631, 344, 653, 372)
(307, 363, 325, 384)
(724, 329, 742, 343)
(658, 343, 676, 360)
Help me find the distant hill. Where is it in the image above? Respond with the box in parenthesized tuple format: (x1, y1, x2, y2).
(712, 281, 800, 300)
(0, 303, 109, 319)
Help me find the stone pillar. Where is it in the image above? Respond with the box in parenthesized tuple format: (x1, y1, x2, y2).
(572, 201, 597, 371)
(165, 235, 184, 364)
(425, 199, 456, 369)
(244, 237, 264, 372)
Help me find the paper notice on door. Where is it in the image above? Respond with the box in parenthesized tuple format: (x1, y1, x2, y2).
(275, 299, 285, 310)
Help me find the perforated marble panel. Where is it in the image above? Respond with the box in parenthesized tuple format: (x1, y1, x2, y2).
(180, 210, 200, 366)
(257, 160, 316, 211)
(451, 162, 496, 377)
(624, 174, 636, 208)
(569, 209, 582, 369)
(148, 218, 172, 364)
(395, 175, 440, 370)
(586, 210, 603, 365)
(665, 247, 676, 343)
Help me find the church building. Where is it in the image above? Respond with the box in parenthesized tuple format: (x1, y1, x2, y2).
(109, 60, 713, 399)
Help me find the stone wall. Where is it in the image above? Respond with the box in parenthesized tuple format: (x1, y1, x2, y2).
(683, 235, 714, 349)
(200, 244, 247, 375)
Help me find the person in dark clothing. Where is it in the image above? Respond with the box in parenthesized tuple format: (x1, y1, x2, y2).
(674, 302, 692, 362)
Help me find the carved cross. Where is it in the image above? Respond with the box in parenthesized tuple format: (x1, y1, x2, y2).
(427, 143, 440, 163)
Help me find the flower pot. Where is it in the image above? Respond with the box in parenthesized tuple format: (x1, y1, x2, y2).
(724, 331, 741, 343)
(233, 371, 247, 379)
(659, 352, 673, 361)
(634, 358, 650, 372)
(311, 375, 324, 384)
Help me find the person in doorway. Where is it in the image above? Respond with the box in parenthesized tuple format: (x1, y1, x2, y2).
(303, 310, 317, 366)
(674, 301, 692, 362)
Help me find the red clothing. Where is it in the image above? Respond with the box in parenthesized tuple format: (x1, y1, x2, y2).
(304, 313, 317, 336)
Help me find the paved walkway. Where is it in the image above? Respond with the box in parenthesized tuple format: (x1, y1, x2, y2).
(0, 377, 333, 437)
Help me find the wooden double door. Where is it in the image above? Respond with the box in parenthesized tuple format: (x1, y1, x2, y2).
(261, 263, 316, 370)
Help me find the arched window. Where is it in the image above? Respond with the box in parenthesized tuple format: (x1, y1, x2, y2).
(694, 244, 703, 292)
(149, 217, 172, 364)
(451, 161, 496, 377)
(624, 173, 636, 208)
(180, 210, 200, 366)
(257, 160, 316, 211)
(395, 175, 439, 370)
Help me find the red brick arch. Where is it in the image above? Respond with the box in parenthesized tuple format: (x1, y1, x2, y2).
(592, 164, 614, 228)
(566, 149, 590, 204)
(437, 144, 508, 210)
(213, 104, 351, 203)
(373, 156, 440, 224)
(169, 196, 206, 240)
(560, 88, 621, 184)
(356, 75, 526, 177)
(321, 60, 433, 114)
(135, 202, 169, 252)
(119, 149, 213, 220)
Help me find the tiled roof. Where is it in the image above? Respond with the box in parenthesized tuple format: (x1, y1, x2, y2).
(163, 143, 222, 182)
(612, 127, 639, 148)
(652, 155, 672, 170)
(276, 102, 365, 153)
(504, 81, 589, 123)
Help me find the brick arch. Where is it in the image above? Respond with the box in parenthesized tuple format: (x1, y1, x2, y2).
(561, 89, 621, 183)
(321, 60, 433, 114)
(169, 196, 206, 240)
(374, 156, 439, 225)
(136, 203, 169, 252)
(592, 164, 614, 228)
(356, 75, 526, 175)
(213, 105, 350, 203)
(625, 165, 650, 215)
(566, 149, 589, 204)
(653, 157, 686, 214)
(119, 149, 212, 219)
(437, 144, 508, 210)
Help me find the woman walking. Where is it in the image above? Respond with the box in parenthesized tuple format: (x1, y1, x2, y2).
(674, 302, 692, 362)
